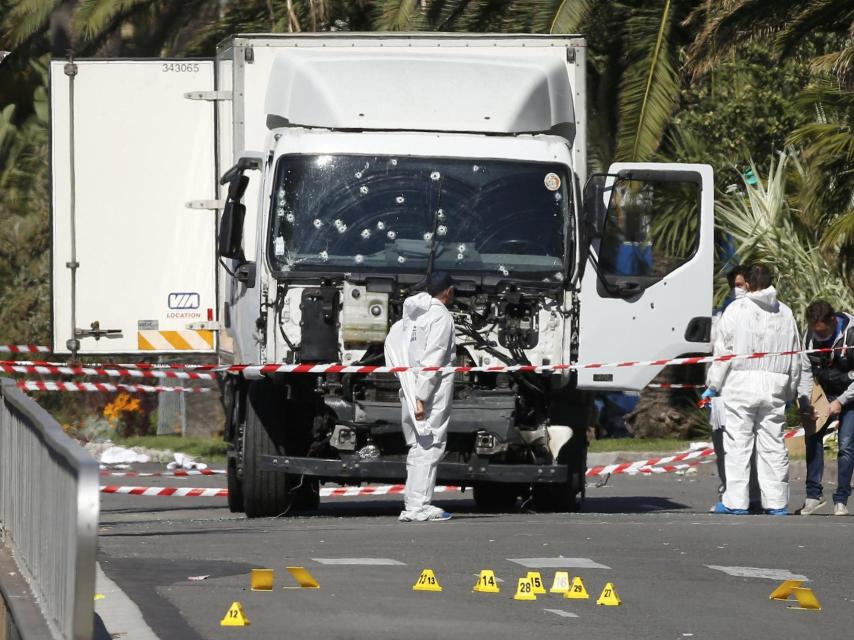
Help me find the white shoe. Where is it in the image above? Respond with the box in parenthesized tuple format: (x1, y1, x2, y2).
(399, 510, 428, 522)
(834, 503, 849, 516)
(800, 497, 827, 515)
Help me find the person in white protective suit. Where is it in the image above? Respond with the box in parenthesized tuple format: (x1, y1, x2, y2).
(384, 272, 456, 522)
(706, 265, 801, 515)
(705, 265, 760, 510)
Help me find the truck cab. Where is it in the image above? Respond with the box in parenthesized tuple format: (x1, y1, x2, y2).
(50, 34, 714, 517)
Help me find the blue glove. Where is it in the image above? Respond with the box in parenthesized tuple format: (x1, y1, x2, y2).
(701, 388, 717, 399)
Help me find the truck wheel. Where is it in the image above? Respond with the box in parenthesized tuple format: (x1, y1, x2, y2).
(224, 378, 245, 513)
(473, 483, 519, 511)
(242, 380, 300, 518)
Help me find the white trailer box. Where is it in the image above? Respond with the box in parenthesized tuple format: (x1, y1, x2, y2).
(50, 59, 218, 354)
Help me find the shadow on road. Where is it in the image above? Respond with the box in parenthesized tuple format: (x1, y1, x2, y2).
(582, 495, 690, 513)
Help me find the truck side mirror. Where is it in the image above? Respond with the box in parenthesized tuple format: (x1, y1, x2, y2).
(218, 201, 246, 259)
(582, 174, 608, 238)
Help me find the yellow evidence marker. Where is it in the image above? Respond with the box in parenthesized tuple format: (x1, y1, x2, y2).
(413, 569, 443, 592)
(564, 576, 590, 600)
(549, 571, 571, 594)
(596, 582, 622, 606)
(286, 566, 320, 589)
(787, 587, 822, 611)
(513, 576, 537, 601)
(473, 570, 500, 593)
(769, 579, 805, 600)
(250, 569, 274, 591)
(220, 602, 250, 627)
(526, 572, 547, 594)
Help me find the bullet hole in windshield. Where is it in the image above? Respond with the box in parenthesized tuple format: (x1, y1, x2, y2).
(359, 185, 369, 195)
(437, 225, 447, 236)
(285, 213, 295, 223)
(376, 221, 386, 230)
(277, 189, 285, 200)
(554, 192, 562, 202)
(472, 164, 480, 172)
(397, 255, 406, 264)
(360, 229, 371, 239)
(354, 171, 363, 179)
(313, 218, 323, 229)
(390, 158, 398, 166)
(423, 232, 433, 242)
(436, 208, 446, 220)
(395, 195, 405, 204)
(498, 265, 509, 276)
(319, 250, 329, 262)
(387, 230, 397, 240)
(457, 243, 466, 253)
(276, 205, 285, 217)
(354, 254, 364, 264)
(430, 171, 441, 181)
(334, 219, 347, 234)
(457, 253, 465, 261)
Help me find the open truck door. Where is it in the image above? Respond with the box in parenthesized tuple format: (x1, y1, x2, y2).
(50, 59, 218, 355)
(576, 163, 714, 390)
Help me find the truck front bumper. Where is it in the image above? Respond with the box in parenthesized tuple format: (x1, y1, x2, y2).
(261, 455, 567, 484)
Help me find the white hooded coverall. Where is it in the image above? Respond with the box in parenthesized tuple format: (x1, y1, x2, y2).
(707, 286, 801, 510)
(384, 292, 455, 518)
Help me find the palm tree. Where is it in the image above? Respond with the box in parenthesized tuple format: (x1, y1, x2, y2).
(787, 80, 854, 274)
(686, 0, 854, 89)
(716, 149, 854, 319)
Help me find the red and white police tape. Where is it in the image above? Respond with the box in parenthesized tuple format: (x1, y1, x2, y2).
(213, 345, 843, 377)
(99, 484, 462, 498)
(0, 362, 216, 380)
(6, 345, 844, 378)
(0, 345, 51, 353)
(18, 380, 211, 394)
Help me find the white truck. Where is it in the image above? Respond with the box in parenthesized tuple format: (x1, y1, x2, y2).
(50, 33, 713, 517)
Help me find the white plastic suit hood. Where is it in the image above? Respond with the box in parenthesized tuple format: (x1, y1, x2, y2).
(746, 286, 779, 312)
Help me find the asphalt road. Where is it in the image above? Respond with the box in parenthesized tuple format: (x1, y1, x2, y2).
(95, 460, 854, 640)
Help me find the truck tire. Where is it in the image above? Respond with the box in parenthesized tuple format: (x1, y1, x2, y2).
(473, 482, 519, 511)
(222, 378, 246, 513)
(242, 380, 300, 518)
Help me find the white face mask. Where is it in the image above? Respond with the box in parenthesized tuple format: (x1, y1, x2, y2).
(733, 286, 747, 299)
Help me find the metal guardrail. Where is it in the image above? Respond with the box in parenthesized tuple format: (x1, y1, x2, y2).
(0, 377, 98, 640)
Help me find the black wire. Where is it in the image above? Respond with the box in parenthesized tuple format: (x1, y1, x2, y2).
(274, 284, 298, 353)
(219, 257, 236, 277)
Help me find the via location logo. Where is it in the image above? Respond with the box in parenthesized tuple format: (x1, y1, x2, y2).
(168, 292, 200, 310)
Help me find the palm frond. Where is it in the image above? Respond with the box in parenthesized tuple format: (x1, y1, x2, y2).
(615, 1, 680, 162)
(3, 0, 62, 47)
(777, 0, 854, 58)
(372, 0, 424, 31)
(684, 0, 790, 78)
(549, 0, 594, 34)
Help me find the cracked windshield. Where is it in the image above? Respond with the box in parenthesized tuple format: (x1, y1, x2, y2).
(268, 154, 569, 280)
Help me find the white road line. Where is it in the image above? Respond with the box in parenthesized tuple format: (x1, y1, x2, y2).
(312, 558, 406, 566)
(543, 609, 579, 618)
(95, 563, 159, 639)
(508, 557, 611, 570)
(706, 565, 807, 581)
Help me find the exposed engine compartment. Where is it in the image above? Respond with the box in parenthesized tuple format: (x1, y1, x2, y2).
(272, 278, 574, 470)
